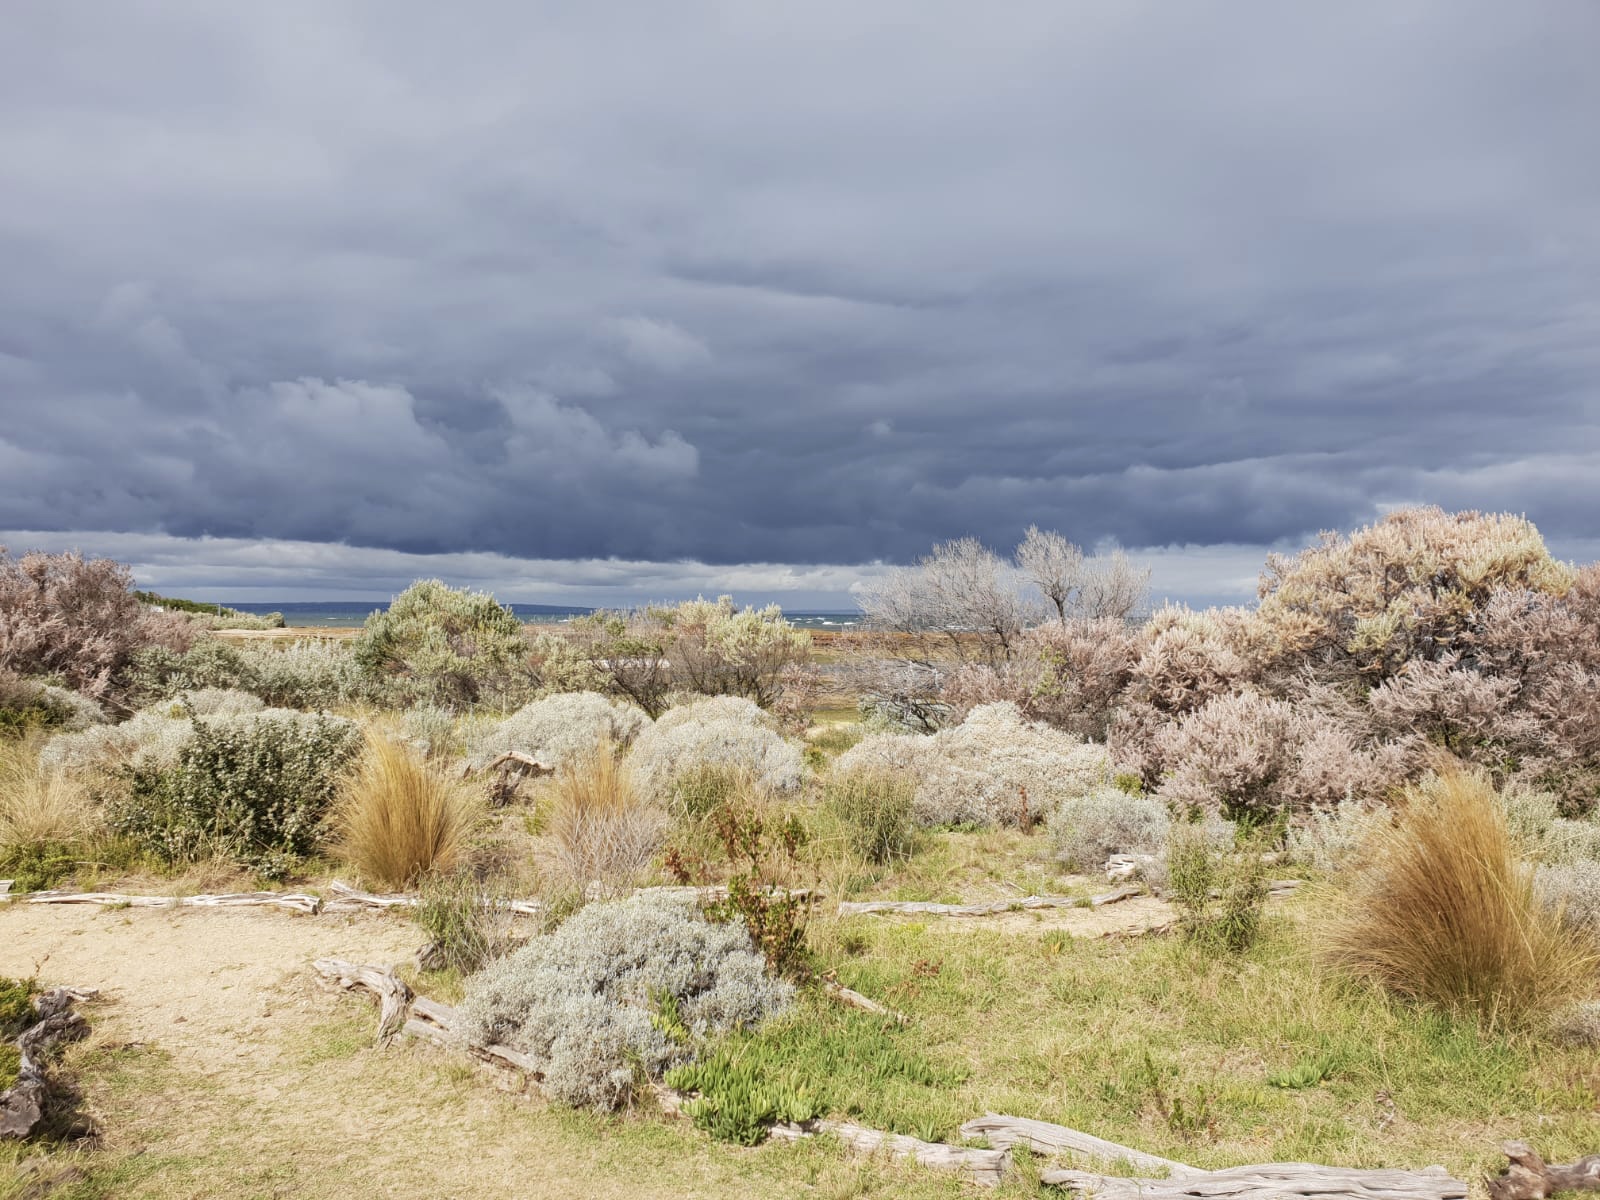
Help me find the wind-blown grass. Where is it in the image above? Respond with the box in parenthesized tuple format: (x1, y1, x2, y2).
(334, 736, 477, 889)
(1321, 768, 1600, 1030)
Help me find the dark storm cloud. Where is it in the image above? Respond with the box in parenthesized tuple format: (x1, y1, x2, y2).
(2, 0, 1598, 599)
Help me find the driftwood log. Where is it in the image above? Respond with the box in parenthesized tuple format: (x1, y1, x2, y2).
(1038, 1162, 1468, 1200)
(19, 890, 321, 914)
(0, 987, 97, 1140)
(960, 1114, 1198, 1176)
(767, 1118, 1009, 1187)
(325, 879, 814, 918)
(822, 979, 909, 1024)
(1487, 1141, 1600, 1200)
(312, 959, 413, 1043)
(837, 885, 1141, 918)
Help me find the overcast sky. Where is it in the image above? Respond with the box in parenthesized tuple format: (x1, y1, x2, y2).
(3, 2, 1597, 609)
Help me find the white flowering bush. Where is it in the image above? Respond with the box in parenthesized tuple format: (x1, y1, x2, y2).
(1047, 788, 1169, 873)
(457, 893, 793, 1109)
(834, 702, 1111, 828)
(627, 699, 802, 802)
(470, 691, 648, 770)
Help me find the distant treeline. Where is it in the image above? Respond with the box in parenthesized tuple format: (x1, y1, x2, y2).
(134, 591, 285, 628)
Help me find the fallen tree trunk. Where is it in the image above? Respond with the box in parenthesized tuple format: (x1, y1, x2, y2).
(21, 890, 321, 914)
(768, 1118, 1009, 1187)
(837, 885, 1140, 918)
(0, 987, 97, 1141)
(1039, 1162, 1467, 1200)
(821, 980, 909, 1024)
(1488, 1141, 1600, 1200)
(959, 1114, 1197, 1176)
(324, 880, 544, 916)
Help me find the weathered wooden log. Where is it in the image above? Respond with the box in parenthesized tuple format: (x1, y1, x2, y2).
(822, 980, 909, 1025)
(1039, 1161, 1467, 1200)
(960, 1114, 1197, 1176)
(323, 879, 544, 916)
(1488, 1141, 1600, 1200)
(837, 885, 1141, 918)
(311, 958, 413, 1043)
(20, 889, 321, 914)
(768, 1118, 1010, 1187)
(483, 751, 555, 776)
(1106, 854, 1160, 883)
(0, 986, 97, 1140)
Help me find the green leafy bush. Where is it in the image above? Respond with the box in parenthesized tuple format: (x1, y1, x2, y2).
(352, 580, 530, 708)
(823, 769, 918, 865)
(1165, 820, 1269, 952)
(111, 711, 362, 875)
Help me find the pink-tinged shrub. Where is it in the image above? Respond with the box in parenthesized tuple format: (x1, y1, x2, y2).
(944, 618, 1136, 741)
(0, 547, 194, 701)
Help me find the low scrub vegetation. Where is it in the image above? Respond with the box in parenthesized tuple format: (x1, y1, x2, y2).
(542, 752, 666, 901)
(469, 690, 647, 770)
(457, 893, 794, 1110)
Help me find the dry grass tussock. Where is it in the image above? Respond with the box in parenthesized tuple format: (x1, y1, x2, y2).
(334, 735, 478, 889)
(1322, 768, 1600, 1029)
(543, 750, 666, 901)
(0, 752, 93, 857)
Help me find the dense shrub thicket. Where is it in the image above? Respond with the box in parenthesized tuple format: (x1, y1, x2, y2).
(457, 894, 793, 1109)
(902, 509, 1600, 817)
(352, 579, 531, 707)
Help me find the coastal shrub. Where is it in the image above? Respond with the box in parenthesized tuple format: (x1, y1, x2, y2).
(352, 579, 531, 707)
(401, 703, 457, 758)
(543, 753, 667, 901)
(1536, 861, 1600, 941)
(334, 737, 478, 889)
(1047, 788, 1169, 873)
(245, 639, 375, 709)
(823, 769, 918, 865)
(457, 893, 793, 1109)
(39, 709, 194, 776)
(835, 703, 1110, 828)
(0, 546, 194, 700)
(414, 868, 515, 974)
(125, 638, 255, 702)
(159, 688, 265, 718)
(0, 672, 104, 738)
(1286, 803, 1391, 874)
(1322, 770, 1600, 1029)
(110, 710, 362, 875)
(471, 691, 648, 770)
(1165, 819, 1270, 952)
(628, 699, 803, 803)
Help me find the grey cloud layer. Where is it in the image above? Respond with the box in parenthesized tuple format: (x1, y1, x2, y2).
(2, 0, 1598, 585)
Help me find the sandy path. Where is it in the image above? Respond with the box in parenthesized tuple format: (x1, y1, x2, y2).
(0, 905, 813, 1200)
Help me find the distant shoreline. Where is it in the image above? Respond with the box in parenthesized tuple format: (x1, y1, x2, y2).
(215, 601, 863, 630)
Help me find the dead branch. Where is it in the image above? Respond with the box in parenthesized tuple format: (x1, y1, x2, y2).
(821, 980, 909, 1025)
(1039, 1161, 1467, 1200)
(311, 958, 413, 1043)
(768, 1118, 1010, 1187)
(21, 890, 321, 914)
(1488, 1141, 1600, 1200)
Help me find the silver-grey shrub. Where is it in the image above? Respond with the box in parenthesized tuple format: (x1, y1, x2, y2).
(457, 893, 793, 1109)
(627, 699, 802, 802)
(1537, 860, 1600, 941)
(1047, 787, 1169, 873)
(470, 691, 648, 770)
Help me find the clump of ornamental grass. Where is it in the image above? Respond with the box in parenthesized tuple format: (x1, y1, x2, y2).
(822, 768, 918, 866)
(1322, 768, 1600, 1030)
(543, 750, 667, 902)
(335, 735, 479, 889)
(0, 749, 97, 888)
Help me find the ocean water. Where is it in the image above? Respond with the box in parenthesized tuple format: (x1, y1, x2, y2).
(224, 601, 862, 630)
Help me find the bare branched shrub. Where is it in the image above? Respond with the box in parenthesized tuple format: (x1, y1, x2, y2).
(1322, 769, 1600, 1029)
(944, 618, 1136, 739)
(471, 691, 648, 770)
(543, 752, 667, 900)
(1047, 788, 1169, 873)
(335, 736, 479, 889)
(458, 893, 793, 1109)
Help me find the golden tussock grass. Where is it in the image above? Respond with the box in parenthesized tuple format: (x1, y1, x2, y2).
(0, 744, 93, 855)
(1322, 767, 1600, 1030)
(334, 735, 477, 889)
